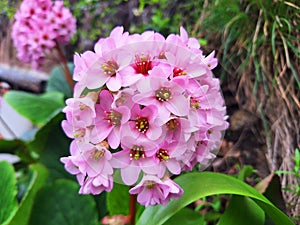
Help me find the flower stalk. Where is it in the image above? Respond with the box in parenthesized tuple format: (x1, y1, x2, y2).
(55, 42, 75, 89)
(129, 194, 137, 225)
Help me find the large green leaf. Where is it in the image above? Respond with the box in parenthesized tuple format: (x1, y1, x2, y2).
(164, 208, 205, 225)
(38, 115, 73, 181)
(0, 161, 18, 225)
(4, 91, 64, 127)
(29, 179, 98, 225)
(46, 63, 74, 98)
(107, 182, 130, 216)
(137, 172, 294, 225)
(217, 195, 264, 225)
(7, 164, 48, 225)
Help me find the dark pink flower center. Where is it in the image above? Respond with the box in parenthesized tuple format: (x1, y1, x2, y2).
(135, 55, 152, 75)
(115, 92, 129, 107)
(146, 181, 154, 189)
(130, 145, 145, 160)
(91, 148, 105, 161)
(166, 119, 179, 131)
(73, 128, 86, 138)
(173, 67, 186, 77)
(105, 110, 122, 126)
(155, 87, 172, 102)
(135, 117, 149, 133)
(101, 60, 119, 77)
(156, 149, 169, 161)
(190, 97, 200, 109)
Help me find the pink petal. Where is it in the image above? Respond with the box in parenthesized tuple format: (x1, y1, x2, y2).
(147, 125, 162, 140)
(106, 76, 122, 91)
(166, 95, 189, 116)
(121, 165, 140, 185)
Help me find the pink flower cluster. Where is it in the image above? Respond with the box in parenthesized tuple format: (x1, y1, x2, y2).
(61, 27, 229, 207)
(12, 0, 76, 68)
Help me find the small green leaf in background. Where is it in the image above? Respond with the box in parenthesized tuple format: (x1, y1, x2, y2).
(4, 91, 64, 127)
(46, 63, 74, 98)
(38, 114, 73, 181)
(137, 172, 294, 225)
(0, 139, 25, 154)
(217, 195, 264, 225)
(164, 208, 205, 225)
(29, 179, 98, 225)
(0, 161, 18, 225)
(107, 182, 130, 216)
(8, 164, 48, 225)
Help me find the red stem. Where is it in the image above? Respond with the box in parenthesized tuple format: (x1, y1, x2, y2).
(55, 42, 75, 89)
(129, 194, 137, 225)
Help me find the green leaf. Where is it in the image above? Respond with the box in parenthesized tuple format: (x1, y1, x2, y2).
(107, 182, 130, 216)
(46, 63, 74, 98)
(137, 172, 294, 225)
(38, 114, 73, 181)
(29, 179, 98, 225)
(217, 195, 264, 225)
(4, 91, 64, 127)
(164, 208, 205, 225)
(7, 164, 48, 225)
(0, 139, 25, 154)
(0, 161, 18, 225)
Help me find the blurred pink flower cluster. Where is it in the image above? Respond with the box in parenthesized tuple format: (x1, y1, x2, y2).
(11, 0, 76, 68)
(61, 27, 229, 207)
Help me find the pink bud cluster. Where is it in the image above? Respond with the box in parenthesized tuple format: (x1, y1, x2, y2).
(61, 27, 229, 207)
(11, 0, 76, 68)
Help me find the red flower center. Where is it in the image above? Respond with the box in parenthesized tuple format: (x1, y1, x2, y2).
(173, 67, 186, 77)
(130, 145, 145, 160)
(135, 117, 149, 133)
(135, 55, 152, 75)
(156, 149, 169, 161)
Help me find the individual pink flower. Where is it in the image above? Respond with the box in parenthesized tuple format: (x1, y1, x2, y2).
(79, 174, 113, 195)
(129, 175, 183, 207)
(94, 90, 130, 149)
(110, 136, 158, 185)
(84, 49, 132, 91)
(151, 141, 185, 178)
(122, 104, 163, 141)
(133, 69, 189, 123)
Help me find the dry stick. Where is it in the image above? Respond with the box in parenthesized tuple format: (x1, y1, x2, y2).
(54, 42, 75, 89)
(129, 194, 137, 225)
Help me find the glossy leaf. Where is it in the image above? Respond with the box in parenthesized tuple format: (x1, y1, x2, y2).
(107, 182, 130, 216)
(137, 172, 294, 225)
(164, 208, 205, 225)
(29, 179, 98, 225)
(46, 63, 74, 98)
(4, 91, 64, 127)
(217, 195, 264, 225)
(0, 161, 18, 225)
(8, 164, 48, 225)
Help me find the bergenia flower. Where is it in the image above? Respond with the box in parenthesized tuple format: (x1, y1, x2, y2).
(129, 175, 183, 207)
(61, 26, 229, 207)
(12, 0, 76, 68)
